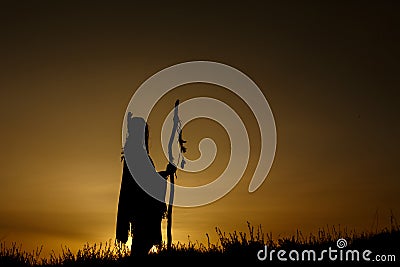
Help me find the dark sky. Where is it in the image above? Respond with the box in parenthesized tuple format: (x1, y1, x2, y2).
(0, 0, 399, 255)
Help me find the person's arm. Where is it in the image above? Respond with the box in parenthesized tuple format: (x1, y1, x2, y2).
(158, 163, 177, 178)
(165, 163, 177, 176)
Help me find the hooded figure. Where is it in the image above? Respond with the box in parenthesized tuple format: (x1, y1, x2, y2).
(116, 115, 176, 256)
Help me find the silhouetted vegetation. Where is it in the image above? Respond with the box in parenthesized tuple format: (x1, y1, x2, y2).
(1, 221, 399, 266)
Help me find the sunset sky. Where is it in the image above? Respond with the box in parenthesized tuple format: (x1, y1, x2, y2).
(0, 1, 399, 256)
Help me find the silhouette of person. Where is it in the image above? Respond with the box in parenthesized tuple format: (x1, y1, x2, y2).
(116, 114, 177, 256)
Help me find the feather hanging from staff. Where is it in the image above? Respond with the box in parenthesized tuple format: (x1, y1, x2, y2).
(178, 130, 187, 153)
(177, 127, 187, 169)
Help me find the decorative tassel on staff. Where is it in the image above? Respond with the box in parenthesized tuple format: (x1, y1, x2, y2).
(166, 99, 187, 250)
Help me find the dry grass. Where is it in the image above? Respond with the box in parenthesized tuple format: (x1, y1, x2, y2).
(1, 220, 399, 266)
